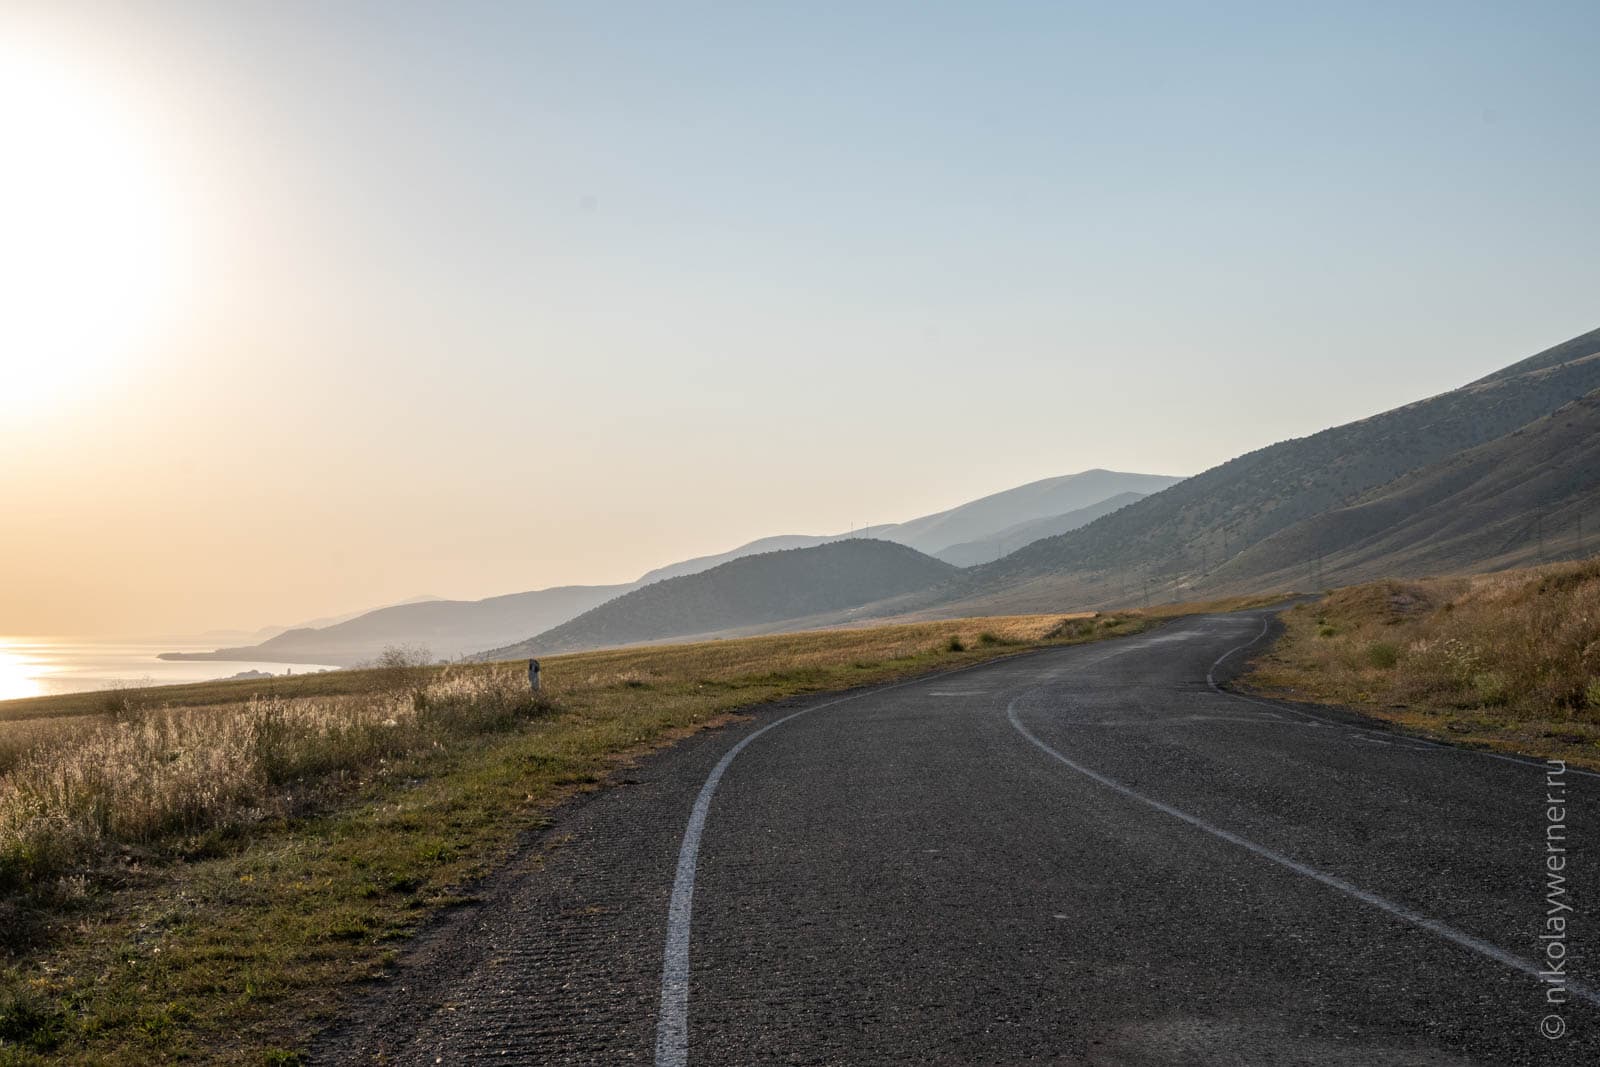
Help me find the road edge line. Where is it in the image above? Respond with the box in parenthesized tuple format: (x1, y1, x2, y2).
(1005, 694, 1600, 1009)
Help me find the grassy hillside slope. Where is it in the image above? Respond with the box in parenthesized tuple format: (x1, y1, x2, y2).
(1217, 389, 1600, 590)
(1466, 324, 1600, 384)
(491, 539, 958, 657)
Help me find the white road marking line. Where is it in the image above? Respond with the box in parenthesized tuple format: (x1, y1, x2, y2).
(657, 609, 1596, 1063)
(652, 652, 1044, 1066)
(1005, 696, 1600, 1009)
(1466, 746, 1600, 778)
(655, 627, 1203, 1062)
(656, 614, 1315, 1063)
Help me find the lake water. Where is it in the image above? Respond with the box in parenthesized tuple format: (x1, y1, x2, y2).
(0, 637, 340, 702)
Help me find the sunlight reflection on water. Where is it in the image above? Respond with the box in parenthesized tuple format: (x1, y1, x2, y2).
(0, 638, 339, 702)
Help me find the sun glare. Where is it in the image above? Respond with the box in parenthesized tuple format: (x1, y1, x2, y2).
(0, 42, 177, 421)
(0, 639, 48, 701)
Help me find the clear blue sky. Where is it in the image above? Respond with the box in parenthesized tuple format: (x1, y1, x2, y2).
(4, 1, 1598, 631)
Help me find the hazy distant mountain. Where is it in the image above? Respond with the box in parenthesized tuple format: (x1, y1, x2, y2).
(484, 540, 957, 657)
(179, 596, 445, 646)
(933, 492, 1146, 567)
(1215, 388, 1600, 590)
(159, 469, 1174, 666)
(247, 595, 445, 642)
(634, 470, 1181, 584)
(862, 326, 1600, 617)
(888, 470, 1182, 555)
(635, 535, 840, 585)
(166, 325, 1600, 666)
(161, 584, 633, 666)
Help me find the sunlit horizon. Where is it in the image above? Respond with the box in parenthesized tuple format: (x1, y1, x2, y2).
(4, 2, 1598, 638)
(2, 9, 1596, 1062)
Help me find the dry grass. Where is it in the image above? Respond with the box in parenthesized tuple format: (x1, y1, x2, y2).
(0, 666, 432, 725)
(0, 666, 545, 895)
(0, 609, 1179, 1063)
(1246, 557, 1600, 768)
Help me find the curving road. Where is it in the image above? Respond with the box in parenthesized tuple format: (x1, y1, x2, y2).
(320, 609, 1597, 1065)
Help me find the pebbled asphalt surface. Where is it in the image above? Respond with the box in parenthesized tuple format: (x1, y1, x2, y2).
(318, 610, 1596, 1065)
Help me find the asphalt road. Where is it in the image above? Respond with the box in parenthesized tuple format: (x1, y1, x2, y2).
(320, 609, 1597, 1065)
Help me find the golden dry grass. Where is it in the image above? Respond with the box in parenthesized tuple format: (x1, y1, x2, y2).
(1245, 557, 1600, 768)
(0, 665, 429, 725)
(0, 665, 545, 893)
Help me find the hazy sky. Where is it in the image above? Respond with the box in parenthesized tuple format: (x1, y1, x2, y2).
(3, 1, 1598, 635)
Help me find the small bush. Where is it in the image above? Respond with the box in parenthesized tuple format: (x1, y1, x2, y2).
(373, 644, 434, 695)
(1366, 642, 1400, 669)
(374, 644, 432, 670)
(1586, 678, 1600, 711)
(100, 679, 152, 723)
(946, 636, 966, 653)
(1043, 617, 1101, 640)
(1470, 671, 1509, 707)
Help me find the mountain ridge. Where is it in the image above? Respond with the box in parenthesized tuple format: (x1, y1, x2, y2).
(482, 539, 957, 658)
(633, 469, 1182, 584)
(161, 584, 632, 666)
(933, 491, 1146, 567)
(166, 469, 1175, 665)
(949, 340, 1600, 598)
(824, 327, 1600, 620)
